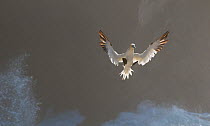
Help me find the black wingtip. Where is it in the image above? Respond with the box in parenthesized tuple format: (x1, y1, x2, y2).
(155, 31, 170, 52)
(99, 30, 102, 33)
(160, 31, 169, 41)
(98, 30, 105, 36)
(99, 30, 108, 53)
(99, 30, 108, 42)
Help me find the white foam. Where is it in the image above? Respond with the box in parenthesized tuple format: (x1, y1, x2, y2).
(102, 101, 210, 126)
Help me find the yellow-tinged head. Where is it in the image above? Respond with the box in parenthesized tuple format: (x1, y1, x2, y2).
(130, 43, 136, 49)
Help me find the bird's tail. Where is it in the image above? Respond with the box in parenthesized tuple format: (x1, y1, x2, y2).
(120, 65, 134, 80)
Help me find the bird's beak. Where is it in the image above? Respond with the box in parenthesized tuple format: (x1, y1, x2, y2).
(132, 45, 136, 48)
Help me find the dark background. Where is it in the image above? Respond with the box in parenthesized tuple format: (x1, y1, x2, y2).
(0, 0, 210, 126)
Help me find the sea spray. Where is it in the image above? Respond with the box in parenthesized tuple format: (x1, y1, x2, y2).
(0, 55, 39, 126)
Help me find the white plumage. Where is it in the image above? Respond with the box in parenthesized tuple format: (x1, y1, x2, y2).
(99, 30, 169, 80)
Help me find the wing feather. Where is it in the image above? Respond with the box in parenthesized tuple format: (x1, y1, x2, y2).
(99, 30, 125, 66)
(134, 31, 169, 66)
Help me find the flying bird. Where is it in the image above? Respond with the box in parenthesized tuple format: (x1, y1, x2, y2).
(99, 30, 169, 80)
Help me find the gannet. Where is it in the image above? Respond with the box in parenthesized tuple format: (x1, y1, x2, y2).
(99, 30, 169, 80)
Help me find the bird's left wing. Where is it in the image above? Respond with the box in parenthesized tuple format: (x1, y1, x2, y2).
(99, 30, 125, 66)
(133, 31, 169, 66)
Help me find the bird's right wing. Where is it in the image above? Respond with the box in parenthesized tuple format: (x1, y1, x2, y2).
(99, 30, 125, 66)
(133, 31, 169, 66)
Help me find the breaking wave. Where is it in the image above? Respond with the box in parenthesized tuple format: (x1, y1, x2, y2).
(102, 101, 210, 126)
(0, 55, 39, 126)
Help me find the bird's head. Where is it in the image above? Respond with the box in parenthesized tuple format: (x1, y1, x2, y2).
(130, 43, 136, 49)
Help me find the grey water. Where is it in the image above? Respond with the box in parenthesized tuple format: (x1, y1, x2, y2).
(38, 110, 85, 126)
(1, 0, 210, 126)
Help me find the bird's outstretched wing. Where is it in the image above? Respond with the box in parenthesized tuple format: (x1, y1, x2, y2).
(99, 30, 125, 66)
(133, 31, 169, 66)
